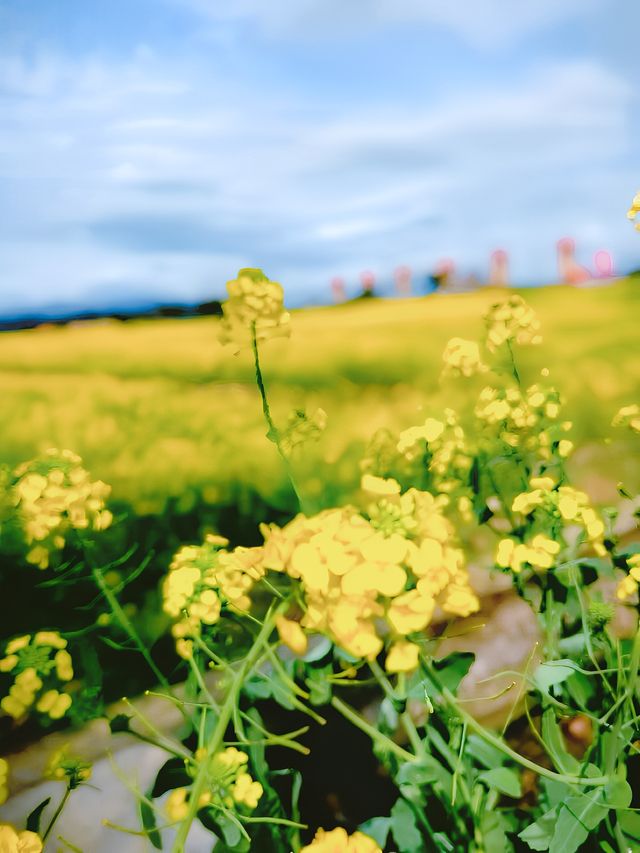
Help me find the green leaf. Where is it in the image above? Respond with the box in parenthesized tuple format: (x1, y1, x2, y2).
(26, 798, 51, 834)
(478, 767, 522, 798)
(604, 778, 632, 809)
(109, 713, 133, 733)
(549, 790, 608, 853)
(358, 817, 391, 847)
(396, 755, 452, 802)
(518, 807, 558, 851)
(533, 660, 577, 695)
(302, 635, 332, 662)
(481, 812, 513, 852)
(619, 810, 640, 842)
(140, 796, 163, 850)
(150, 757, 191, 798)
(391, 798, 423, 853)
(306, 664, 332, 706)
(465, 734, 506, 769)
(541, 708, 579, 775)
(432, 652, 475, 695)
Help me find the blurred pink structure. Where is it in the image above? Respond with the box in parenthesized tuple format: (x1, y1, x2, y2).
(331, 276, 346, 303)
(394, 265, 412, 296)
(359, 269, 376, 294)
(489, 249, 509, 286)
(557, 238, 590, 284)
(593, 250, 614, 278)
(433, 258, 455, 290)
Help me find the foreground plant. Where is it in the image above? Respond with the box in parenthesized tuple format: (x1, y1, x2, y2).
(1, 269, 639, 851)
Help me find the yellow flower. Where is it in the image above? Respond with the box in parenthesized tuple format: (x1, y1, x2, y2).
(231, 772, 263, 809)
(627, 191, 640, 228)
(616, 554, 640, 601)
(484, 295, 542, 352)
(300, 827, 381, 853)
(45, 746, 91, 788)
(386, 640, 421, 673)
(612, 403, 640, 433)
(0, 825, 42, 853)
(360, 474, 401, 496)
(36, 690, 72, 719)
(165, 788, 189, 822)
(219, 268, 290, 350)
(441, 337, 487, 377)
(275, 615, 308, 656)
(34, 632, 66, 649)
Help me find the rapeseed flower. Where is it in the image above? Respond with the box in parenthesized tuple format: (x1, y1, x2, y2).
(612, 404, 640, 433)
(219, 268, 290, 350)
(617, 553, 640, 601)
(11, 449, 112, 569)
(441, 337, 488, 377)
(300, 827, 381, 853)
(0, 824, 42, 853)
(0, 632, 73, 722)
(45, 746, 91, 788)
(0, 758, 8, 805)
(627, 191, 640, 230)
(484, 295, 542, 352)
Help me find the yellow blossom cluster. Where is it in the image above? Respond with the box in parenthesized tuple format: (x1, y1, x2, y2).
(496, 534, 560, 573)
(0, 758, 8, 805)
(11, 449, 112, 569)
(474, 384, 573, 458)
(509, 476, 606, 556)
(45, 746, 92, 788)
(0, 824, 42, 853)
(441, 337, 488, 378)
(627, 191, 640, 230)
(260, 477, 478, 674)
(0, 632, 73, 721)
(300, 827, 382, 853)
(166, 747, 263, 822)
(616, 554, 640, 602)
(162, 534, 266, 658)
(484, 294, 542, 352)
(219, 268, 290, 350)
(612, 404, 640, 434)
(280, 407, 328, 455)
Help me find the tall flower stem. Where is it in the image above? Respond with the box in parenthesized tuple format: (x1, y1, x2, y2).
(42, 785, 71, 843)
(251, 324, 307, 514)
(172, 602, 286, 852)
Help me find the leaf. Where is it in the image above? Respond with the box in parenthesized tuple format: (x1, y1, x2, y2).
(150, 757, 191, 798)
(306, 665, 332, 706)
(26, 798, 51, 834)
(358, 817, 391, 847)
(541, 708, 579, 775)
(396, 756, 452, 803)
(619, 810, 640, 842)
(478, 767, 522, 798)
(604, 778, 632, 809)
(432, 652, 475, 695)
(466, 733, 506, 769)
(302, 635, 332, 662)
(518, 807, 558, 851)
(390, 798, 423, 853)
(140, 796, 163, 850)
(481, 812, 513, 852)
(109, 713, 133, 734)
(533, 660, 577, 696)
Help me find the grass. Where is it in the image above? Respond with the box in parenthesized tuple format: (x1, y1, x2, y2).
(1, 279, 639, 515)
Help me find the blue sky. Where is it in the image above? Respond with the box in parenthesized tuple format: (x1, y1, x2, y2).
(0, 0, 638, 312)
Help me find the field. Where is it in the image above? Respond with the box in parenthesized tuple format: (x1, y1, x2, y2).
(2, 279, 639, 518)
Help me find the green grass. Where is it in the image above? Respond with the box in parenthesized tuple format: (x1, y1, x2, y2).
(1, 280, 639, 514)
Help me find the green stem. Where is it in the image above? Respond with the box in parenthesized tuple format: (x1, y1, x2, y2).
(424, 660, 609, 787)
(172, 603, 285, 852)
(251, 323, 306, 513)
(42, 785, 71, 843)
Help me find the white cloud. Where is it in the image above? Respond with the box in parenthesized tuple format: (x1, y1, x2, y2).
(178, 0, 602, 48)
(0, 46, 636, 311)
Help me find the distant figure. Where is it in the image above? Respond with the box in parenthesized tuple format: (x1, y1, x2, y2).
(489, 249, 509, 287)
(359, 270, 376, 298)
(394, 265, 412, 297)
(430, 258, 455, 292)
(557, 237, 590, 284)
(331, 276, 346, 303)
(593, 250, 614, 279)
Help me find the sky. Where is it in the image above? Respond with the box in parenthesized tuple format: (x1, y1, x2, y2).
(0, 0, 639, 313)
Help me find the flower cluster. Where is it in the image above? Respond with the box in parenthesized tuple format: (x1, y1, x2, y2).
(219, 268, 290, 350)
(441, 337, 488, 378)
(11, 449, 112, 569)
(616, 553, 640, 602)
(280, 407, 328, 455)
(0, 632, 73, 721)
(45, 746, 92, 789)
(162, 535, 266, 658)
(627, 191, 640, 230)
(165, 747, 262, 821)
(496, 477, 607, 573)
(474, 383, 573, 458)
(300, 827, 381, 853)
(0, 824, 42, 853)
(612, 404, 640, 434)
(260, 477, 478, 673)
(484, 294, 542, 352)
